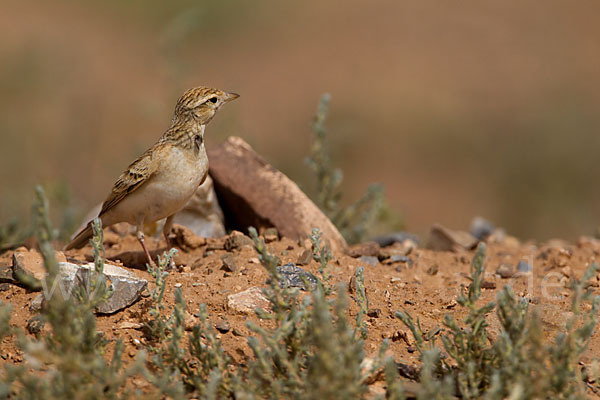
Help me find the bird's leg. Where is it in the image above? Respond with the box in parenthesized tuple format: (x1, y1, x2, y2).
(136, 227, 156, 268)
(163, 214, 175, 249)
(162, 215, 177, 270)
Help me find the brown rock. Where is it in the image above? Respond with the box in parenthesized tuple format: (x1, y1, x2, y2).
(0, 263, 14, 283)
(221, 254, 239, 273)
(208, 137, 347, 254)
(215, 320, 231, 333)
(118, 321, 143, 330)
(13, 250, 56, 289)
(296, 249, 313, 266)
(224, 231, 254, 251)
(348, 241, 380, 258)
(496, 264, 514, 279)
(428, 224, 478, 251)
(227, 286, 269, 315)
(172, 224, 206, 251)
(425, 264, 439, 276)
(263, 227, 279, 243)
(367, 308, 382, 318)
(481, 280, 497, 289)
(26, 316, 45, 335)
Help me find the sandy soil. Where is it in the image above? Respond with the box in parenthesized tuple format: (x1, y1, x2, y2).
(1, 227, 599, 394)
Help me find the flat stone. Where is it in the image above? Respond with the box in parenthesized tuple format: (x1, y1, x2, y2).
(359, 256, 379, 266)
(277, 263, 318, 291)
(208, 137, 347, 254)
(13, 249, 67, 288)
(118, 321, 143, 330)
(224, 231, 254, 251)
(348, 242, 380, 258)
(263, 228, 279, 243)
(428, 224, 478, 251)
(425, 264, 439, 275)
(221, 254, 239, 273)
(470, 217, 495, 240)
(296, 249, 313, 266)
(227, 286, 270, 315)
(496, 264, 514, 279)
(26, 316, 44, 335)
(481, 280, 497, 289)
(367, 308, 382, 318)
(517, 260, 533, 272)
(0, 264, 14, 283)
(171, 224, 206, 251)
(215, 320, 231, 333)
(30, 294, 44, 312)
(29, 262, 147, 314)
(372, 232, 420, 247)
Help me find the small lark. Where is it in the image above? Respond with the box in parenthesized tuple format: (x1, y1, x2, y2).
(66, 86, 239, 265)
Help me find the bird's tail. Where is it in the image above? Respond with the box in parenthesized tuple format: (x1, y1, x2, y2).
(64, 221, 94, 250)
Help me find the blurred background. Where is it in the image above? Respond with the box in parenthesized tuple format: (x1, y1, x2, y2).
(1, 0, 600, 242)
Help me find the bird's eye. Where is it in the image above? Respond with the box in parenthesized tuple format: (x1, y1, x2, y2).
(208, 97, 218, 104)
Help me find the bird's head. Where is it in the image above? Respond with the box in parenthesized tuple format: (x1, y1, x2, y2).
(173, 86, 239, 125)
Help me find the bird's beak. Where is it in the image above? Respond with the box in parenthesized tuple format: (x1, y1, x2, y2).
(223, 92, 240, 103)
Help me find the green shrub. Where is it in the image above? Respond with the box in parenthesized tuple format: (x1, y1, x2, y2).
(394, 243, 600, 399)
(0, 187, 144, 399)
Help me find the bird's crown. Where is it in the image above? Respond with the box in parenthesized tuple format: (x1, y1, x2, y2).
(173, 86, 239, 124)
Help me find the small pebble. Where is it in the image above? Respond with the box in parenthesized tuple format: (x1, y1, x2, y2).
(367, 308, 382, 318)
(426, 264, 438, 275)
(174, 283, 182, 288)
(221, 254, 239, 273)
(26, 316, 44, 335)
(233, 327, 246, 337)
(359, 256, 379, 266)
(517, 260, 533, 272)
(496, 264, 514, 279)
(481, 280, 496, 289)
(296, 249, 313, 266)
(215, 320, 231, 333)
(263, 228, 278, 243)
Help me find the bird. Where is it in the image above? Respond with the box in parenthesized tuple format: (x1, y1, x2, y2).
(65, 86, 239, 266)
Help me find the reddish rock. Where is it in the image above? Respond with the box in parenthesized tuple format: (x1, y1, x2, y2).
(208, 137, 347, 254)
(348, 241, 381, 258)
(13, 248, 67, 286)
(428, 224, 478, 252)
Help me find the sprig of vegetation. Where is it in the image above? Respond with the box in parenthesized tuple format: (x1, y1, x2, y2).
(144, 248, 177, 343)
(392, 243, 600, 399)
(306, 94, 385, 244)
(353, 266, 369, 340)
(0, 186, 144, 399)
(310, 227, 332, 283)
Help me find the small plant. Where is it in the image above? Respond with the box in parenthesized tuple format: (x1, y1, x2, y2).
(144, 248, 177, 343)
(244, 225, 374, 398)
(0, 186, 144, 399)
(310, 228, 331, 280)
(353, 267, 369, 340)
(306, 94, 385, 244)
(392, 242, 600, 399)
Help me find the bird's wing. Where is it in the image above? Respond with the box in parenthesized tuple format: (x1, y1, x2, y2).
(99, 144, 160, 217)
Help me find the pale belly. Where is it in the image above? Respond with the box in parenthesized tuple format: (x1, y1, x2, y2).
(103, 146, 208, 227)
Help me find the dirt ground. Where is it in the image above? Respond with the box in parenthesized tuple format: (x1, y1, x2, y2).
(1, 226, 600, 392)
